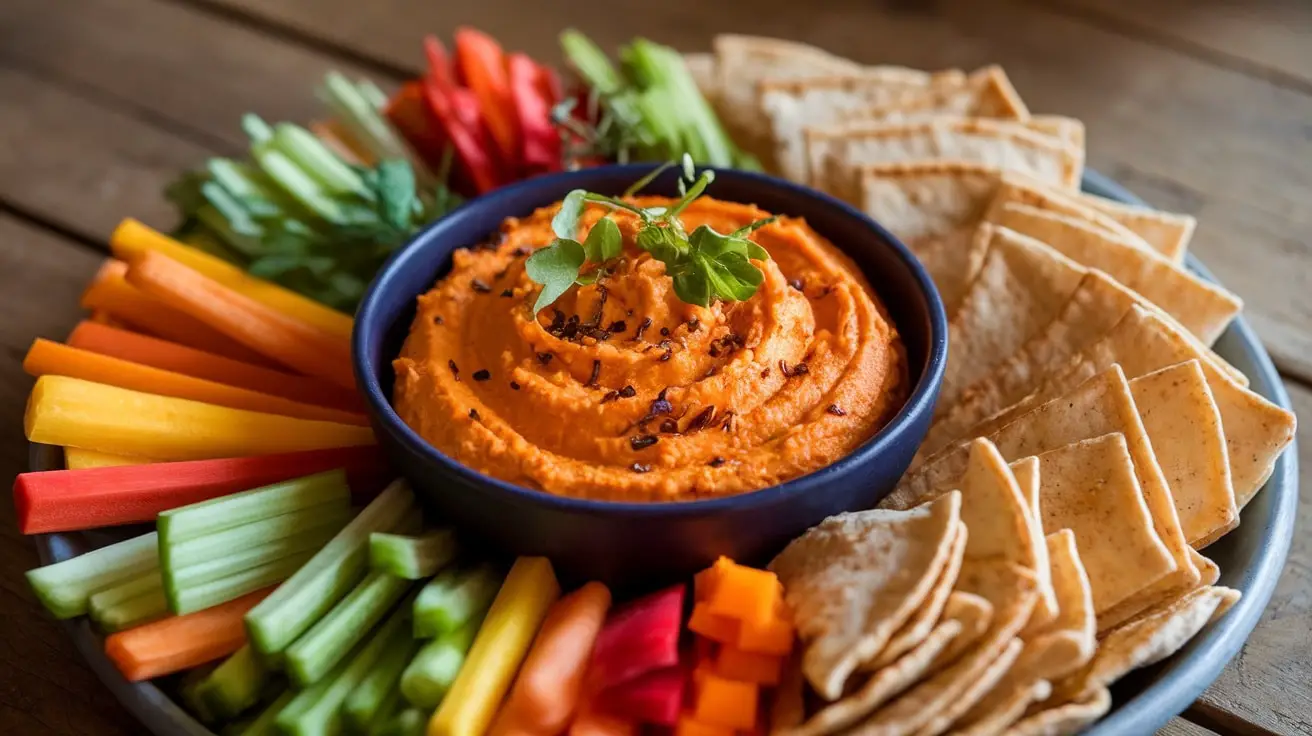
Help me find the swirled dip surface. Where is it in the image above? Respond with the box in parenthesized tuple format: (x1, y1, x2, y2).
(393, 196, 907, 501)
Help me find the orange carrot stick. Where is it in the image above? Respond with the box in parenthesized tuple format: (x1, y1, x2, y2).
(492, 582, 612, 736)
(67, 322, 363, 413)
(125, 252, 355, 389)
(104, 588, 270, 681)
(24, 339, 368, 426)
(81, 261, 273, 366)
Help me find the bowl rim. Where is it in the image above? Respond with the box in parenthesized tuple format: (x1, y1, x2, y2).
(352, 163, 950, 515)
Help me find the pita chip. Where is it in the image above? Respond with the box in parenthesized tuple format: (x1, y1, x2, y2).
(1009, 457, 1058, 628)
(986, 171, 1155, 253)
(1076, 191, 1197, 265)
(954, 680, 1053, 736)
(770, 492, 962, 700)
(859, 161, 1002, 312)
(923, 590, 995, 674)
(1003, 687, 1111, 736)
(1027, 116, 1085, 150)
(832, 65, 1031, 129)
(771, 654, 808, 734)
(806, 118, 1081, 203)
(870, 522, 968, 669)
(941, 227, 1087, 406)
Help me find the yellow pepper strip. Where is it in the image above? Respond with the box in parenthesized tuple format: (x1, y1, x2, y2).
(63, 447, 158, 470)
(110, 219, 354, 341)
(429, 556, 561, 736)
(26, 376, 374, 462)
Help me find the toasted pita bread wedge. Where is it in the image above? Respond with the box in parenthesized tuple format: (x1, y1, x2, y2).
(1008, 457, 1058, 628)
(1076, 191, 1196, 264)
(1027, 115, 1085, 150)
(957, 306, 1294, 517)
(805, 118, 1081, 204)
(955, 680, 1053, 736)
(859, 161, 1002, 313)
(770, 492, 963, 700)
(837, 65, 1031, 126)
(987, 202, 1241, 343)
(869, 522, 968, 669)
(759, 69, 965, 180)
(987, 171, 1154, 252)
(941, 227, 1087, 407)
(1005, 687, 1111, 736)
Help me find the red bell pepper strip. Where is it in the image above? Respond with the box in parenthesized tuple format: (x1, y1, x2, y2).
(536, 64, 563, 107)
(423, 79, 502, 194)
(14, 446, 389, 534)
(423, 35, 455, 89)
(453, 27, 521, 170)
(386, 82, 449, 166)
(508, 53, 563, 175)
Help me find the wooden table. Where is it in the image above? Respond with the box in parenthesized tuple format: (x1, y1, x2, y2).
(0, 0, 1307, 733)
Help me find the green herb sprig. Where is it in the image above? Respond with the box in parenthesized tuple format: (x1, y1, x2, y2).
(525, 156, 777, 312)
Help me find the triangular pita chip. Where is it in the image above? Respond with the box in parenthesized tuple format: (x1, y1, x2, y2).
(923, 590, 995, 674)
(1027, 115, 1085, 150)
(941, 226, 1087, 406)
(954, 680, 1053, 736)
(1004, 686, 1111, 736)
(986, 171, 1154, 253)
(987, 201, 1240, 343)
(869, 522, 968, 669)
(1009, 457, 1058, 628)
(859, 161, 1002, 312)
(831, 65, 1031, 129)
(915, 638, 1026, 736)
(1076, 191, 1196, 265)
(770, 492, 963, 699)
(957, 439, 1037, 566)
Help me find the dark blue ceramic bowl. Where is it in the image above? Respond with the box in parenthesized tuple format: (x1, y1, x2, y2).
(353, 164, 948, 587)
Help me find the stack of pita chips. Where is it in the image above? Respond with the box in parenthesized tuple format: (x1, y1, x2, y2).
(686, 36, 1297, 735)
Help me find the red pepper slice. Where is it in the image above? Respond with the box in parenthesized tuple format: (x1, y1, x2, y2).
(454, 27, 521, 171)
(386, 82, 449, 165)
(423, 35, 455, 89)
(508, 53, 563, 176)
(422, 78, 501, 194)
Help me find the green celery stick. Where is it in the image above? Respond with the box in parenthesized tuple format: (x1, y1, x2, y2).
(92, 588, 170, 632)
(87, 569, 162, 615)
(26, 533, 158, 619)
(284, 570, 413, 687)
(163, 502, 351, 570)
(318, 73, 431, 182)
(180, 662, 222, 724)
(365, 687, 407, 736)
(561, 29, 624, 95)
(166, 516, 345, 590)
(373, 708, 428, 736)
(230, 689, 293, 736)
(195, 645, 269, 721)
(399, 619, 480, 708)
(252, 145, 347, 224)
(276, 592, 414, 736)
(272, 123, 371, 199)
(344, 622, 421, 732)
(413, 564, 502, 638)
(369, 530, 457, 580)
(245, 480, 415, 656)
(159, 470, 350, 544)
(170, 549, 316, 615)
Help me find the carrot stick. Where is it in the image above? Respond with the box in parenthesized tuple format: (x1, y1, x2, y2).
(89, 310, 126, 328)
(64, 447, 157, 470)
(67, 321, 363, 413)
(15, 445, 389, 534)
(125, 252, 355, 389)
(492, 582, 612, 736)
(110, 219, 354, 341)
(25, 375, 374, 462)
(81, 261, 274, 366)
(104, 587, 271, 681)
(25, 339, 368, 426)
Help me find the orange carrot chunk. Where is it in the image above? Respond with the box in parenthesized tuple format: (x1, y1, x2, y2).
(67, 321, 362, 413)
(713, 645, 783, 686)
(704, 561, 782, 626)
(693, 556, 734, 602)
(692, 673, 758, 731)
(24, 339, 368, 426)
(125, 252, 354, 389)
(688, 603, 740, 645)
(673, 715, 736, 736)
(104, 588, 270, 681)
(735, 612, 794, 657)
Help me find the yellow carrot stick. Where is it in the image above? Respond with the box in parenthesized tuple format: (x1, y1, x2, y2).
(25, 376, 374, 462)
(110, 219, 354, 340)
(64, 447, 158, 470)
(429, 557, 561, 736)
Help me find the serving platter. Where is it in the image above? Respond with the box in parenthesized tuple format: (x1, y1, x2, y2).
(27, 170, 1298, 736)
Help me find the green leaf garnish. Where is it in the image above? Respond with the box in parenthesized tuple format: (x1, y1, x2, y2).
(553, 189, 587, 240)
(525, 239, 587, 313)
(582, 216, 622, 263)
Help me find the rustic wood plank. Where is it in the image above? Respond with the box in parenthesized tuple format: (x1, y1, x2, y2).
(1048, 0, 1312, 88)
(0, 215, 135, 735)
(1157, 718, 1220, 736)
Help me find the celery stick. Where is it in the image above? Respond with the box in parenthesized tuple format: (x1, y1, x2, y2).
(181, 662, 222, 724)
(26, 533, 158, 619)
(93, 588, 170, 632)
(87, 569, 162, 614)
(195, 645, 270, 721)
(163, 501, 351, 570)
(373, 708, 428, 736)
(276, 593, 414, 736)
(159, 470, 350, 543)
(253, 145, 347, 224)
(413, 565, 502, 638)
(561, 29, 624, 95)
(170, 549, 316, 615)
(285, 570, 413, 687)
(318, 72, 431, 181)
(246, 480, 415, 656)
(166, 516, 345, 590)
(231, 689, 293, 736)
(369, 530, 457, 580)
(400, 619, 480, 708)
(344, 623, 421, 732)
(272, 123, 371, 199)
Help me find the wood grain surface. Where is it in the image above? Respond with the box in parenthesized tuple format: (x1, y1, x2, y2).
(0, 0, 1307, 733)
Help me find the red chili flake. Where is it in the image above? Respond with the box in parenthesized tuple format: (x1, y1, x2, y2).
(760, 367, 770, 378)
(607, 320, 628, 333)
(618, 385, 637, 398)
(659, 327, 670, 337)
(537, 352, 554, 365)
(779, 360, 793, 377)
(827, 404, 846, 416)
(468, 408, 481, 420)
(471, 279, 492, 293)
(448, 360, 460, 380)
(708, 456, 726, 468)
(631, 463, 652, 473)
(793, 362, 810, 376)
(687, 406, 716, 432)
(788, 278, 804, 291)
(649, 388, 673, 417)
(500, 289, 514, 298)
(512, 246, 532, 257)
(586, 359, 601, 387)
(601, 390, 620, 403)
(633, 317, 653, 341)
(473, 370, 491, 381)
(720, 410, 736, 432)
(510, 381, 521, 391)
(688, 319, 701, 332)
(433, 315, 444, 325)
(659, 418, 679, 434)
(630, 434, 659, 450)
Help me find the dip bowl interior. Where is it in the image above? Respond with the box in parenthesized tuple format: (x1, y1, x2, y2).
(354, 164, 947, 588)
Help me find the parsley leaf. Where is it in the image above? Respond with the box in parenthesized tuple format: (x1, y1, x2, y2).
(525, 239, 586, 313)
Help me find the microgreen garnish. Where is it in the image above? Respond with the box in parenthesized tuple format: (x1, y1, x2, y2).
(525, 155, 776, 312)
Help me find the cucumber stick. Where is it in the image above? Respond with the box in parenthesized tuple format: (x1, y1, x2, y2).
(171, 548, 316, 615)
(344, 622, 421, 732)
(413, 565, 502, 638)
(166, 516, 345, 589)
(369, 529, 457, 580)
(195, 645, 269, 721)
(163, 501, 351, 570)
(400, 619, 479, 708)
(245, 480, 415, 656)
(285, 570, 412, 687)
(159, 470, 350, 543)
(276, 593, 414, 736)
(26, 532, 159, 619)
